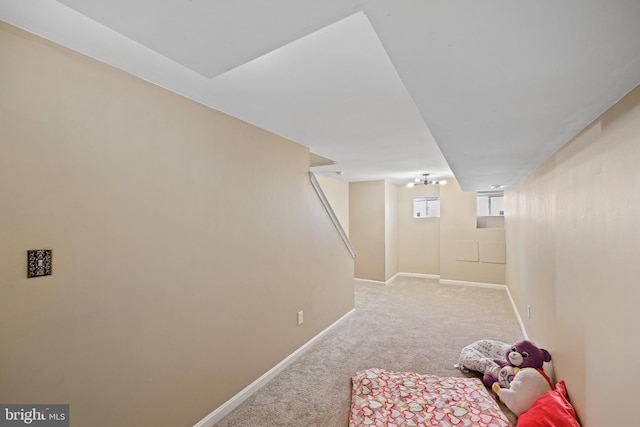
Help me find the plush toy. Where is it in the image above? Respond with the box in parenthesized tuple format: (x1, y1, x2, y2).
(457, 340, 522, 391)
(498, 367, 554, 416)
(483, 339, 550, 388)
(491, 340, 554, 416)
(496, 365, 520, 388)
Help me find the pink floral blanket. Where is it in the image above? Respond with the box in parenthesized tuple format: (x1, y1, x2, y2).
(350, 368, 510, 427)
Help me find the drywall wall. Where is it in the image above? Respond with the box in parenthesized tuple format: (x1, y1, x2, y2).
(0, 22, 354, 427)
(505, 84, 640, 426)
(397, 184, 440, 275)
(314, 174, 350, 236)
(349, 180, 400, 282)
(384, 181, 399, 281)
(352, 179, 504, 283)
(349, 181, 386, 281)
(439, 180, 506, 284)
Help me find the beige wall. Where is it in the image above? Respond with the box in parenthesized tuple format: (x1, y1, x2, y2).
(349, 181, 386, 281)
(439, 180, 506, 284)
(505, 84, 640, 426)
(314, 174, 350, 236)
(0, 23, 354, 427)
(352, 179, 505, 284)
(397, 185, 440, 275)
(349, 180, 400, 282)
(384, 181, 399, 281)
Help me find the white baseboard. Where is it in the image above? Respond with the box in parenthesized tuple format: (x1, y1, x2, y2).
(386, 272, 402, 283)
(355, 272, 440, 286)
(504, 286, 529, 340)
(439, 278, 528, 339)
(354, 277, 388, 285)
(193, 308, 356, 427)
(438, 278, 505, 289)
(397, 272, 440, 280)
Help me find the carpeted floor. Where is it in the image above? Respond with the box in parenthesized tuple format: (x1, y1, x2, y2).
(214, 276, 523, 426)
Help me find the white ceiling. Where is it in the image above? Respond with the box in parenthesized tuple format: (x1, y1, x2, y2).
(2, 1, 640, 190)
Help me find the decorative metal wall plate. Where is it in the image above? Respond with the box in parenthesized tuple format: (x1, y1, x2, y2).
(27, 249, 52, 278)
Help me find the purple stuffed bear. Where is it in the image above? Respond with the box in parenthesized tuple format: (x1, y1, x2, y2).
(483, 339, 552, 389)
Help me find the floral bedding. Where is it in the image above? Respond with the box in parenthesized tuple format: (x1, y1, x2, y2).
(350, 368, 511, 427)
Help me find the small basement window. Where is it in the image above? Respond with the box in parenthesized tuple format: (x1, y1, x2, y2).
(413, 196, 440, 218)
(477, 191, 504, 228)
(477, 192, 504, 216)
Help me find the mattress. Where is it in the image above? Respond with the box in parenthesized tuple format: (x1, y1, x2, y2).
(350, 368, 511, 427)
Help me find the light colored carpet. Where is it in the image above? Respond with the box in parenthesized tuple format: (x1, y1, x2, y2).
(214, 276, 523, 426)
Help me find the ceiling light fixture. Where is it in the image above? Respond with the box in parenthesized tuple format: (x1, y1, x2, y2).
(407, 173, 441, 187)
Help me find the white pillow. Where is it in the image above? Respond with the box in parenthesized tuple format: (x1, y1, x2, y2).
(456, 339, 510, 375)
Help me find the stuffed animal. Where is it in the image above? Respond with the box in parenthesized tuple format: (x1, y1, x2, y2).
(496, 365, 520, 388)
(498, 367, 554, 416)
(491, 340, 554, 416)
(482, 363, 519, 390)
(483, 339, 550, 388)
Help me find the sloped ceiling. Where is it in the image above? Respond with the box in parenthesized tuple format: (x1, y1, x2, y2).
(1, 0, 640, 190)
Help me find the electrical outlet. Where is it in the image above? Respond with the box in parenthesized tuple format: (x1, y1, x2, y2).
(297, 310, 304, 325)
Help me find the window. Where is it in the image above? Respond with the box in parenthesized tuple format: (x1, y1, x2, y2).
(477, 192, 504, 216)
(477, 191, 505, 228)
(413, 196, 440, 218)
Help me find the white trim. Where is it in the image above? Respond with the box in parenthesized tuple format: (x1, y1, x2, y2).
(439, 279, 528, 339)
(355, 272, 440, 286)
(354, 278, 388, 286)
(386, 272, 402, 283)
(439, 278, 505, 289)
(397, 272, 440, 280)
(504, 286, 529, 340)
(193, 309, 356, 427)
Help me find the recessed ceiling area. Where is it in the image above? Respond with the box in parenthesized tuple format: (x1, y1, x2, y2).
(205, 12, 451, 184)
(2, 0, 640, 190)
